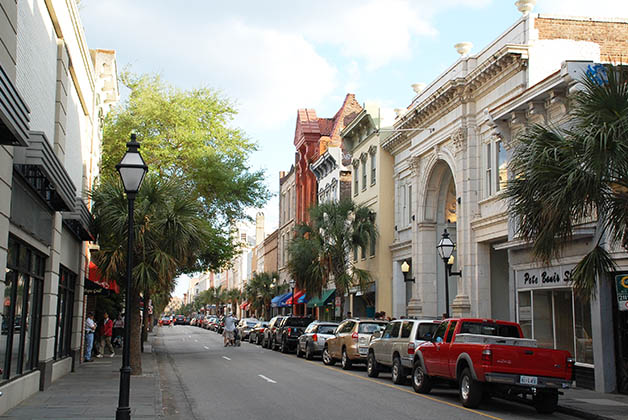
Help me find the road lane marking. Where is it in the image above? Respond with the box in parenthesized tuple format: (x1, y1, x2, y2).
(194, 340, 198, 343)
(204, 346, 209, 350)
(222, 356, 231, 360)
(258, 374, 276, 384)
(300, 359, 503, 420)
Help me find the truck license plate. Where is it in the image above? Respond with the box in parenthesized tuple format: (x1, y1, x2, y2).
(520, 375, 538, 385)
(359, 347, 368, 354)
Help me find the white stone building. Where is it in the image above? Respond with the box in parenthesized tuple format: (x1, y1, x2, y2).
(386, 4, 628, 392)
(0, 0, 118, 412)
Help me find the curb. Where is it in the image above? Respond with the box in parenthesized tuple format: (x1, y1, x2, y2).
(557, 405, 615, 420)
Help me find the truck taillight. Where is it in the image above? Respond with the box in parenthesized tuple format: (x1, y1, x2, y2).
(352, 332, 359, 341)
(407, 342, 415, 355)
(566, 357, 575, 368)
(312, 333, 318, 342)
(481, 349, 492, 363)
(288, 328, 292, 335)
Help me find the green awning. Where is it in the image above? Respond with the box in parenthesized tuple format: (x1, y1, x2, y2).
(307, 289, 335, 308)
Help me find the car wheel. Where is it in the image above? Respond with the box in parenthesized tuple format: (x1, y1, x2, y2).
(257, 335, 262, 345)
(367, 352, 379, 378)
(341, 348, 352, 370)
(305, 344, 313, 360)
(392, 356, 405, 384)
(249, 335, 253, 344)
(296, 343, 303, 358)
(411, 362, 432, 394)
(281, 339, 289, 354)
(459, 368, 483, 408)
(322, 346, 335, 366)
(534, 390, 558, 414)
(272, 338, 278, 351)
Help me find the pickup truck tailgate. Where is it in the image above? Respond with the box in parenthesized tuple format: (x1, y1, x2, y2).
(488, 345, 571, 379)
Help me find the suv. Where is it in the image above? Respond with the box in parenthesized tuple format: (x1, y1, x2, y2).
(367, 319, 441, 384)
(274, 316, 314, 353)
(262, 316, 284, 349)
(324, 318, 388, 369)
(174, 315, 186, 325)
(297, 321, 339, 359)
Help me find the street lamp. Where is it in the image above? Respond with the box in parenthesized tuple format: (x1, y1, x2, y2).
(401, 260, 414, 282)
(115, 133, 147, 420)
(289, 278, 296, 315)
(436, 229, 461, 318)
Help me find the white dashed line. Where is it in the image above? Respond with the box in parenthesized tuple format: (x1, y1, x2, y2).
(194, 340, 198, 343)
(258, 374, 276, 384)
(222, 356, 231, 361)
(204, 346, 209, 350)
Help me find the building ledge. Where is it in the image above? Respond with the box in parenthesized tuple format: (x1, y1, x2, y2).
(0, 64, 30, 146)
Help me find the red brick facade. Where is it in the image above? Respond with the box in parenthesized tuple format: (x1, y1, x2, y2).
(535, 17, 628, 62)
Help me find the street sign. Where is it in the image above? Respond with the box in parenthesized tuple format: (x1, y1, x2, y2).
(615, 275, 628, 311)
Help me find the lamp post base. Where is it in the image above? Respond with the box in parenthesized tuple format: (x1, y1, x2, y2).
(115, 407, 131, 420)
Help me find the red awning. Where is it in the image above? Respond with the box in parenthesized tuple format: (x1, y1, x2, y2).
(286, 290, 305, 305)
(88, 261, 120, 294)
(240, 301, 249, 310)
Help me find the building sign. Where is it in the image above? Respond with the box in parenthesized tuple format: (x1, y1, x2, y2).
(615, 275, 628, 311)
(515, 265, 575, 290)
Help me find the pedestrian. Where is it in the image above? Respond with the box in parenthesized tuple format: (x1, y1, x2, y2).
(346, 311, 352, 319)
(97, 312, 115, 358)
(442, 313, 449, 320)
(84, 312, 97, 362)
(374, 311, 381, 320)
(223, 312, 236, 347)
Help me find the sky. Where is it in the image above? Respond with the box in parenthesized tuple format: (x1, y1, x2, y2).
(79, 0, 628, 297)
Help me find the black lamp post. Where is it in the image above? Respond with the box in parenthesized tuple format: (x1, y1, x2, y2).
(436, 229, 461, 319)
(115, 133, 147, 420)
(289, 278, 295, 315)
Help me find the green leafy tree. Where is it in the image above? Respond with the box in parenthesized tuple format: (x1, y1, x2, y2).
(505, 64, 628, 298)
(287, 199, 377, 316)
(91, 174, 214, 374)
(245, 272, 284, 320)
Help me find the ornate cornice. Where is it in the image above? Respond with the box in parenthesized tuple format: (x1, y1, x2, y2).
(452, 127, 467, 155)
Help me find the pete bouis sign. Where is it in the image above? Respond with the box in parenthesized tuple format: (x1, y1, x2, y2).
(616, 275, 628, 311)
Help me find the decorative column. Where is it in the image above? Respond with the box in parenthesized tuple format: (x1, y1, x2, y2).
(406, 155, 422, 316)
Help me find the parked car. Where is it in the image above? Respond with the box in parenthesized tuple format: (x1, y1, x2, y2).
(237, 318, 259, 340)
(262, 316, 285, 348)
(367, 319, 440, 384)
(296, 321, 339, 359)
(273, 316, 314, 353)
(207, 316, 218, 331)
(216, 315, 226, 334)
(160, 316, 172, 326)
(323, 318, 388, 369)
(174, 315, 186, 325)
(411, 318, 574, 413)
(249, 321, 269, 344)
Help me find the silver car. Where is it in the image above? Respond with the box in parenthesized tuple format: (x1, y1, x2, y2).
(296, 321, 339, 360)
(367, 319, 441, 384)
(237, 318, 259, 340)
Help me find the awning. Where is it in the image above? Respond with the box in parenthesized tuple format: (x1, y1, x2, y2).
(240, 301, 249, 310)
(88, 261, 120, 294)
(297, 293, 308, 304)
(307, 289, 335, 308)
(271, 293, 292, 308)
(286, 290, 305, 305)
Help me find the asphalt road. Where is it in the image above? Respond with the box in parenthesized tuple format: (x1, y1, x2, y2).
(153, 325, 579, 420)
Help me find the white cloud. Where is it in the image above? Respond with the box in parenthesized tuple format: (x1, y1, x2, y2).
(537, 0, 628, 18)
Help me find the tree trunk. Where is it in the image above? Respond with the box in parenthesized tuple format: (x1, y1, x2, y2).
(141, 289, 150, 352)
(339, 295, 345, 321)
(130, 288, 143, 375)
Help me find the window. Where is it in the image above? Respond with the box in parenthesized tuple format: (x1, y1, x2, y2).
(400, 185, 406, 226)
(459, 321, 520, 338)
(361, 246, 366, 260)
(382, 323, 395, 339)
(358, 322, 386, 334)
(371, 153, 376, 185)
(362, 162, 367, 190)
(485, 142, 492, 196)
(416, 322, 440, 341)
(3, 236, 44, 380)
(432, 322, 448, 343)
(401, 322, 413, 338)
(369, 235, 376, 257)
(354, 167, 359, 196)
(496, 140, 507, 191)
(445, 321, 457, 343)
(341, 321, 355, 333)
(408, 185, 413, 224)
(390, 322, 401, 338)
(55, 266, 76, 359)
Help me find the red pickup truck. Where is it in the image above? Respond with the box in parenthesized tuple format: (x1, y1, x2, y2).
(411, 318, 574, 414)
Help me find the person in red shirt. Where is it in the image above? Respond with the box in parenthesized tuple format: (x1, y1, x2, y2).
(97, 312, 115, 358)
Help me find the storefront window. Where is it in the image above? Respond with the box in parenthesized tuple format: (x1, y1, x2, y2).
(3, 236, 44, 380)
(533, 290, 554, 349)
(575, 295, 594, 364)
(518, 291, 532, 338)
(55, 266, 76, 359)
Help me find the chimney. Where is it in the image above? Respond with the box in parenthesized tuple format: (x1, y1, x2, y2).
(279, 171, 286, 179)
(255, 212, 265, 245)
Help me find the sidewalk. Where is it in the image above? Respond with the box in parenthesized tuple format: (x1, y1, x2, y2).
(0, 339, 161, 420)
(558, 388, 628, 420)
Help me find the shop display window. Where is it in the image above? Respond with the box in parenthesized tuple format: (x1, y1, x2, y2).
(55, 266, 76, 359)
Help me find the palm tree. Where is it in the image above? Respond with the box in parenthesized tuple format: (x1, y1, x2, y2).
(287, 199, 377, 316)
(505, 64, 628, 298)
(245, 272, 283, 320)
(91, 174, 213, 374)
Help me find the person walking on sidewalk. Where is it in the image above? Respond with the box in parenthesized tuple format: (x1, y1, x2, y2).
(84, 312, 97, 362)
(97, 312, 115, 358)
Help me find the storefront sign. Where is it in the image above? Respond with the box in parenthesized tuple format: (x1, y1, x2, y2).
(515, 265, 574, 290)
(615, 275, 628, 311)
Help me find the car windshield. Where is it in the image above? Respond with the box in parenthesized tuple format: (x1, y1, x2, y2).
(286, 318, 313, 327)
(459, 321, 520, 338)
(318, 325, 337, 334)
(358, 322, 386, 334)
